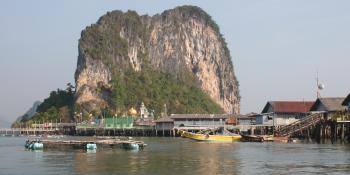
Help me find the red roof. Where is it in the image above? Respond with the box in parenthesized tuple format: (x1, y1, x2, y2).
(262, 101, 315, 113)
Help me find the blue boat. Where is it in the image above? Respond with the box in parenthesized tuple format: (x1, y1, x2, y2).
(86, 143, 97, 150)
(25, 140, 44, 150)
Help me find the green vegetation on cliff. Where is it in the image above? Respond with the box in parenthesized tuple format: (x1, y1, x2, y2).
(23, 85, 74, 123)
(80, 10, 148, 67)
(78, 7, 227, 116)
(110, 68, 224, 117)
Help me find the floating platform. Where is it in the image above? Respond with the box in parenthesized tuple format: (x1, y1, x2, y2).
(25, 139, 146, 151)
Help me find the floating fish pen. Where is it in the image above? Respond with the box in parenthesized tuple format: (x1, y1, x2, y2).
(25, 138, 146, 151)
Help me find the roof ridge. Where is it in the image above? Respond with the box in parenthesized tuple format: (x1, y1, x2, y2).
(319, 97, 345, 99)
(270, 100, 314, 102)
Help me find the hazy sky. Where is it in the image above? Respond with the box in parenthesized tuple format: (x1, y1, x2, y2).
(1, 0, 349, 122)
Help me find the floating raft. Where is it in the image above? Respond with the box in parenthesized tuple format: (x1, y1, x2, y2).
(25, 139, 146, 151)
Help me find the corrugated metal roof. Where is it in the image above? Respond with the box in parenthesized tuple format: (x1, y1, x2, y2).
(262, 101, 315, 113)
(134, 118, 156, 126)
(154, 117, 174, 123)
(169, 114, 233, 119)
(310, 97, 346, 111)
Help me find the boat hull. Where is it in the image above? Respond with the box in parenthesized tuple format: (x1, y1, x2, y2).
(240, 135, 264, 142)
(181, 131, 241, 142)
(121, 143, 140, 150)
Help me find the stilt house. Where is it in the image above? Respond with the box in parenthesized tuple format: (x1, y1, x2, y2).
(310, 97, 346, 120)
(259, 101, 314, 126)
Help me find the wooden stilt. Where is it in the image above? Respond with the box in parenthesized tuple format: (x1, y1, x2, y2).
(348, 123, 350, 142)
(341, 123, 345, 142)
(307, 128, 311, 142)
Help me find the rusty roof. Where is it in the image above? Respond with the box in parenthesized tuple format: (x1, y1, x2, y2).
(310, 97, 346, 111)
(262, 101, 315, 113)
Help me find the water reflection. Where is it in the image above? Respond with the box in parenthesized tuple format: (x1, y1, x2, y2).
(86, 149, 97, 154)
(191, 142, 240, 175)
(71, 138, 241, 175)
(0, 137, 350, 175)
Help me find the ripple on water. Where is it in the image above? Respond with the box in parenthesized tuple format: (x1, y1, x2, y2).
(0, 137, 349, 175)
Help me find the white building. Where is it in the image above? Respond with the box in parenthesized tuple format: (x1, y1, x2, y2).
(140, 102, 154, 119)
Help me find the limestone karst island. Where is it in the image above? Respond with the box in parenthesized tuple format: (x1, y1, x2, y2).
(12, 6, 242, 136)
(5, 4, 350, 143)
(1, 3, 350, 175)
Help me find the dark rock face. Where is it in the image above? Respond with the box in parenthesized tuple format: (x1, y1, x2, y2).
(75, 6, 240, 114)
(16, 101, 42, 121)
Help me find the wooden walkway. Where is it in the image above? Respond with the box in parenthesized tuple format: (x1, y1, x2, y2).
(275, 113, 324, 136)
(0, 128, 58, 136)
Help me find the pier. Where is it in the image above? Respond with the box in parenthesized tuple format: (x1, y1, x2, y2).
(0, 128, 57, 136)
(0, 123, 76, 136)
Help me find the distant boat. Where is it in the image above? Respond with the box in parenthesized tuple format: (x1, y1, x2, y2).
(178, 127, 241, 142)
(272, 136, 289, 143)
(240, 135, 264, 142)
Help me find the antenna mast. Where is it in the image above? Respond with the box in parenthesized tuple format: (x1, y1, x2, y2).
(316, 71, 320, 98)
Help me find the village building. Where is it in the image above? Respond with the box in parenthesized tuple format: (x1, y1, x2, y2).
(139, 102, 154, 119)
(235, 113, 258, 133)
(237, 113, 257, 125)
(155, 114, 235, 131)
(340, 94, 350, 123)
(132, 102, 155, 129)
(170, 114, 232, 128)
(310, 97, 346, 120)
(342, 93, 350, 110)
(258, 101, 314, 126)
(154, 117, 174, 131)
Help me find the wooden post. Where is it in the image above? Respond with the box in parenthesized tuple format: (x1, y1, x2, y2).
(335, 122, 338, 142)
(331, 122, 335, 143)
(348, 123, 350, 143)
(341, 123, 345, 142)
(319, 124, 323, 142)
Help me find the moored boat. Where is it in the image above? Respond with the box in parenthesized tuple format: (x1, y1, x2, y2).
(121, 143, 140, 150)
(272, 136, 289, 143)
(240, 135, 264, 142)
(179, 128, 241, 142)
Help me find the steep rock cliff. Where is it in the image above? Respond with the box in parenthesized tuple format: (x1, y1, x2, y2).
(75, 6, 240, 114)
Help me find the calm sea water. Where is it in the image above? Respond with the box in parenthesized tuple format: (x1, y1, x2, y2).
(0, 136, 349, 175)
